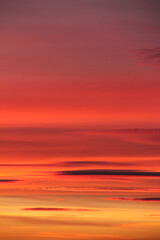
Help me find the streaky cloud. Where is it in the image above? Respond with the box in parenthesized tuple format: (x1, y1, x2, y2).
(62, 161, 133, 167)
(0, 215, 121, 227)
(104, 197, 160, 202)
(0, 179, 20, 183)
(138, 47, 160, 65)
(1, 159, 159, 168)
(22, 207, 97, 212)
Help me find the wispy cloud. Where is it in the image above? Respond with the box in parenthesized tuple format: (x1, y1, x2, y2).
(150, 214, 160, 217)
(0, 128, 159, 159)
(23, 186, 160, 193)
(1, 159, 159, 168)
(103, 197, 160, 202)
(0, 179, 20, 183)
(1, 214, 159, 231)
(138, 47, 160, 65)
(29, 231, 127, 240)
(0, 160, 133, 167)
(62, 161, 133, 167)
(0, 215, 120, 227)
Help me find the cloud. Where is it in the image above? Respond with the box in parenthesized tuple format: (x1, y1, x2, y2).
(0, 127, 160, 159)
(57, 169, 160, 177)
(22, 207, 97, 212)
(84, 0, 160, 14)
(128, 197, 160, 202)
(150, 214, 160, 217)
(29, 231, 127, 240)
(0, 179, 20, 182)
(24, 186, 160, 193)
(0, 161, 132, 167)
(0, 163, 57, 167)
(104, 197, 160, 202)
(0, 215, 120, 227)
(138, 47, 160, 65)
(1, 159, 159, 168)
(1, 127, 159, 140)
(1, 214, 159, 234)
(62, 161, 133, 167)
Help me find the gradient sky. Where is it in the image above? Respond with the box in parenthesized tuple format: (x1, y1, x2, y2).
(0, 1, 160, 240)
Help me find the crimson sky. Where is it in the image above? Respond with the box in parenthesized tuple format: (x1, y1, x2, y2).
(0, 1, 160, 240)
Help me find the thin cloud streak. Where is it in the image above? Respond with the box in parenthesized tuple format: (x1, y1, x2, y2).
(103, 197, 160, 202)
(0, 128, 160, 158)
(22, 207, 98, 212)
(0, 160, 160, 169)
(0, 215, 121, 227)
(18, 186, 160, 193)
(0, 161, 134, 167)
(0, 179, 20, 183)
(138, 47, 160, 65)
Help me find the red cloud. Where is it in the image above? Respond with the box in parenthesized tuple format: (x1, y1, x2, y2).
(102, 197, 160, 202)
(22, 207, 98, 212)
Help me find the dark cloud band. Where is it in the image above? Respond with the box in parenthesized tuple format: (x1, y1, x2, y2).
(22, 207, 97, 212)
(58, 169, 160, 177)
(0, 179, 20, 182)
(106, 197, 160, 202)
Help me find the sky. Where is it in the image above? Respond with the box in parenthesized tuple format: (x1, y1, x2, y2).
(0, 1, 160, 240)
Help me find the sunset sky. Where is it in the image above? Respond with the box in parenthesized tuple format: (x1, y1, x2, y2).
(0, 1, 160, 240)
